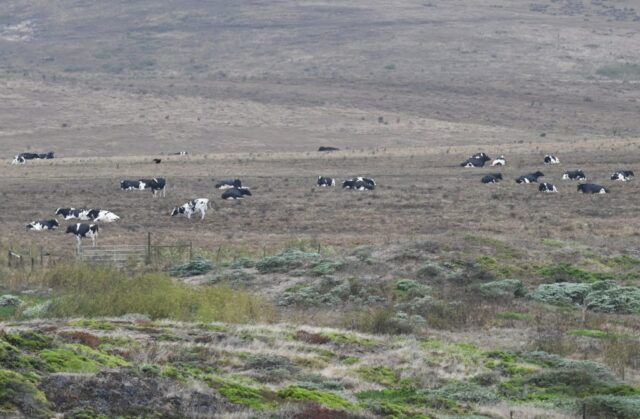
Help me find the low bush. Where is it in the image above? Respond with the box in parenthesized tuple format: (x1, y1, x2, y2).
(168, 257, 214, 277)
(585, 286, 640, 314)
(479, 279, 525, 298)
(581, 395, 640, 418)
(277, 386, 357, 411)
(530, 281, 640, 313)
(538, 264, 614, 283)
(256, 249, 320, 274)
(529, 282, 592, 306)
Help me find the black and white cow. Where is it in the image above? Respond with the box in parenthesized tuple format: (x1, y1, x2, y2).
(222, 187, 252, 200)
(215, 179, 242, 189)
(539, 182, 558, 193)
(577, 183, 608, 194)
(148, 178, 166, 197)
(342, 177, 376, 190)
(38, 152, 55, 159)
(11, 155, 26, 165)
(491, 156, 506, 166)
(317, 176, 335, 187)
(318, 146, 340, 152)
(544, 155, 560, 164)
(84, 209, 120, 222)
(11, 152, 54, 164)
(481, 173, 503, 184)
(55, 208, 83, 220)
(515, 171, 544, 184)
(66, 223, 99, 248)
(120, 180, 143, 190)
(562, 170, 586, 181)
(611, 170, 634, 181)
(461, 153, 491, 168)
(171, 151, 189, 156)
(26, 219, 59, 231)
(171, 198, 210, 220)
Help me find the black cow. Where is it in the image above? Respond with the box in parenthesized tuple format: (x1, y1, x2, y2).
(26, 219, 59, 231)
(66, 223, 99, 248)
(215, 179, 242, 189)
(544, 155, 560, 164)
(515, 171, 544, 184)
(317, 176, 335, 187)
(222, 187, 252, 200)
(38, 152, 54, 159)
(481, 173, 503, 184)
(55, 208, 83, 220)
(562, 170, 586, 180)
(461, 153, 491, 168)
(153, 158, 162, 164)
(577, 183, 608, 194)
(318, 146, 340, 152)
(342, 177, 376, 190)
(611, 170, 634, 182)
(539, 182, 558, 193)
(120, 180, 143, 190)
(148, 178, 166, 197)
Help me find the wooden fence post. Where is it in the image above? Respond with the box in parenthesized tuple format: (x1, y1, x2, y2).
(146, 232, 152, 265)
(189, 241, 193, 260)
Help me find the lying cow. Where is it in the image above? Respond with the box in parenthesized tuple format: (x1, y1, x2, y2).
(120, 180, 145, 190)
(562, 170, 586, 181)
(215, 179, 242, 189)
(317, 176, 335, 187)
(26, 219, 59, 231)
(55, 208, 83, 220)
(539, 182, 558, 193)
(83, 209, 120, 223)
(515, 171, 544, 184)
(481, 173, 503, 184)
(544, 155, 560, 164)
(577, 183, 608, 194)
(222, 187, 252, 200)
(342, 177, 376, 190)
(318, 146, 340, 152)
(491, 156, 506, 166)
(461, 152, 491, 168)
(611, 170, 634, 181)
(171, 198, 210, 220)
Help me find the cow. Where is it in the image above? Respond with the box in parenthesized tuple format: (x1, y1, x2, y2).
(66, 223, 99, 248)
(171, 151, 189, 155)
(539, 182, 558, 193)
(577, 183, 608, 194)
(83, 209, 120, 223)
(515, 171, 544, 184)
(222, 187, 252, 200)
(148, 178, 166, 197)
(491, 156, 506, 166)
(38, 152, 54, 159)
(12, 152, 54, 164)
(215, 179, 242, 189)
(153, 158, 162, 164)
(562, 170, 586, 181)
(120, 180, 143, 190)
(342, 177, 376, 190)
(611, 170, 634, 181)
(26, 219, 59, 231)
(461, 153, 491, 168)
(317, 176, 335, 187)
(481, 173, 502, 184)
(318, 146, 340, 152)
(55, 208, 83, 220)
(544, 155, 560, 164)
(171, 198, 210, 220)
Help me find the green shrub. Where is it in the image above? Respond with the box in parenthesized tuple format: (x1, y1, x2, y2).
(356, 365, 398, 386)
(479, 279, 524, 298)
(277, 386, 356, 410)
(496, 311, 531, 321)
(582, 395, 640, 418)
(168, 257, 214, 277)
(596, 63, 640, 80)
(538, 264, 614, 283)
(255, 249, 320, 274)
(394, 279, 431, 298)
(529, 282, 592, 306)
(585, 286, 640, 314)
(308, 260, 343, 276)
(432, 382, 499, 403)
(0, 368, 51, 417)
(218, 381, 275, 410)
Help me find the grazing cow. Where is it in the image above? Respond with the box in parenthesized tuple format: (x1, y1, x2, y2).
(148, 178, 166, 197)
(515, 171, 544, 184)
(481, 173, 503, 184)
(26, 219, 59, 231)
(215, 179, 242, 189)
(317, 176, 335, 187)
(171, 198, 210, 220)
(491, 156, 506, 166)
(222, 187, 252, 200)
(611, 170, 634, 181)
(153, 158, 162, 164)
(539, 182, 558, 193)
(120, 180, 143, 190)
(55, 208, 83, 220)
(66, 223, 99, 248)
(342, 177, 376, 190)
(84, 209, 120, 223)
(318, 146, 340, 152)
(562, 170, 586, 180)
(577, 183, 608, 194)
(544, 155, 560, 164)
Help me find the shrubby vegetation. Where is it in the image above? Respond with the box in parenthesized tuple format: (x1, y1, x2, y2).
(530, 280, 640, 313)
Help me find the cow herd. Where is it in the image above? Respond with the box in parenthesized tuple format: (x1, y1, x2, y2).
(466, 152, 632, 194)
(11, 152, 55, 165)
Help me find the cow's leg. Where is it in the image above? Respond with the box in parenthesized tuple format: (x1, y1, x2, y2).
(75, 236, 82, 253)
(201, 209, 206, 220)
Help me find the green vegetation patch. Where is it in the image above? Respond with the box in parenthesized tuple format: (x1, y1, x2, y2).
(356, 365, 399, 386)
(479, 279, 525, 298)
(308, 260, 343, 276)
(582, 395, 640, 419)
(0, 368, 51, 417)
(219, 381, 275, 410)
(530, 281, 640, 313)
(3, 331, 53, 351)
(322, 332, 377, 347)
(357, 385, 461, 416)
(538, 263, 614, 283)
(596, 63, 640, 80)
(40, 344, 129, 373)
(256, 249, 320, 274)
(496, 311, 531, 321)
(529, 282, 592, 306)
(168, 257, 214, 277)
(68, 319, 115, 330)
(278, 385, 357, 410)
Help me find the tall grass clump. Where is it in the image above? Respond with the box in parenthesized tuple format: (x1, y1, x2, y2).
(44, 264, 276, 323)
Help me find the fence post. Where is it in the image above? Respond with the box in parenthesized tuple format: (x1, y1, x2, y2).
(146, 232, 152, 265)
(40, 246, 44, 267)
(189, 241, 193, 259)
